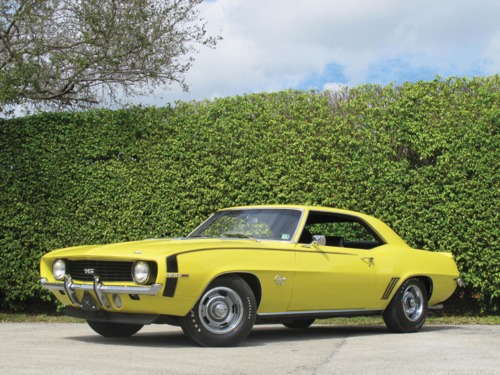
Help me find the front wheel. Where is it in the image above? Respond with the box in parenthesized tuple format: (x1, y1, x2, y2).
(383, 277, 428, 333)
(86, 320, 143, 337)
(180, 275, 256, 347)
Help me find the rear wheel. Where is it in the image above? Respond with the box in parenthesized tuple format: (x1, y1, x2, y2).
(282, 318, 315, 329)
(180, 275, 256, 347)
(383, 277, 428, 333)
(86, 320, 143, 337)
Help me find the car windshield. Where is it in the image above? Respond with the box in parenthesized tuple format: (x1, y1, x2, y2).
(188, 208, 303, 241)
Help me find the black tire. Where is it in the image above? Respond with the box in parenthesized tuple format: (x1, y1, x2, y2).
(180, 275, 256, 347)
(383, 277, 428, 333)
(86, 320, 143, 337)
(282, 318, 315, 329)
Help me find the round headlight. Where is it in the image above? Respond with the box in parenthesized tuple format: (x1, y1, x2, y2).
(132, 261, 150, 284)
(52, 259, 66, 281)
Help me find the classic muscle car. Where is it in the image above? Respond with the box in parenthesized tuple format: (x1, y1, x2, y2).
(40, 205, 462, 346)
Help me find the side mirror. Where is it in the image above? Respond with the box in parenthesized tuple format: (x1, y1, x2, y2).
(311, 235, 326, 246)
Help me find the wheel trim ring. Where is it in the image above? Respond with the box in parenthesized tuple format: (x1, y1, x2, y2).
(198, 286, 244, 335)
(402, 284, 424, 322)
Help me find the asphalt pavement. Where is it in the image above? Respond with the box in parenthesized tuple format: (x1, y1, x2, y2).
(0, 322, 499, 374)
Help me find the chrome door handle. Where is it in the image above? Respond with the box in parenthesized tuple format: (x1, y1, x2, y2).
(361, 257, 375, 267)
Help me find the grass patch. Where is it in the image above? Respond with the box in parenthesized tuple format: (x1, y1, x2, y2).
(426, 315, 500, 325)
(0, 313, 82, 323)
(317, 315, 500, 326)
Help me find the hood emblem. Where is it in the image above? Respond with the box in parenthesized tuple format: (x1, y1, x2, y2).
(133, 250, 143, 254)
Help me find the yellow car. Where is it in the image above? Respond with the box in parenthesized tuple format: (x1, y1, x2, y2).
(40, 205, 462, 346)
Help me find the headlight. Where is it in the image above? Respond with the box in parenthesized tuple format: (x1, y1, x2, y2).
(52, 259, 66, 280)
(132, 261, 150, 284)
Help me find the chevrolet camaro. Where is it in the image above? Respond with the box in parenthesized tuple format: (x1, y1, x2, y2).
(40, 205, 462, 346)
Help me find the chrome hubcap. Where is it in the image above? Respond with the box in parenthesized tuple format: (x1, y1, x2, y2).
(199, 286, 244, 334)
(403, 284, 424, 321)
(211, 302, 229, 319)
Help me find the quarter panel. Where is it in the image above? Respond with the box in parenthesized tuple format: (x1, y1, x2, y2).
(375, 247, 460, 305)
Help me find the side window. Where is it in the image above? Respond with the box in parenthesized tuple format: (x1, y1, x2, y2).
(299, 212, 382, 249)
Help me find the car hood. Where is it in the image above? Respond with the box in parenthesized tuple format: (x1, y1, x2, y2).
(44, 237, 266, 261)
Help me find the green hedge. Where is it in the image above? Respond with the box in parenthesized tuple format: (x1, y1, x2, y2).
(0, 76, 498, 312)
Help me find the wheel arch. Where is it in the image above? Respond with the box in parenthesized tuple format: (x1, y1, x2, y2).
(384, 274, 434, 305)
(408, 275, 433, 300)
(211, 272, 262, 309)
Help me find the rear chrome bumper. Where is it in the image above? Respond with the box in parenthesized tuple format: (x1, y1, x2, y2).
(40, 276, 163, 308)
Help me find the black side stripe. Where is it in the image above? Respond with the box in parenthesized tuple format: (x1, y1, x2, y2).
(167, 255, 178, 273)
(381, 277, 400, 300)
(163, 255, 179, 297)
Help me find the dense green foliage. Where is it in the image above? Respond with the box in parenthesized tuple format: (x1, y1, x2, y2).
(0, 76, 498, 312)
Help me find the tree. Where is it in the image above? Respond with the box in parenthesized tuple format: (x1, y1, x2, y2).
(0, 0, 219, 115)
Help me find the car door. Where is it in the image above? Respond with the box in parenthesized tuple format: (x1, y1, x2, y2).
(288, 211, 381, 311)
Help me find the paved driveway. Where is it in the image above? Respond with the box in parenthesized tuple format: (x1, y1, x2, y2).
(1, 323, 499, 374)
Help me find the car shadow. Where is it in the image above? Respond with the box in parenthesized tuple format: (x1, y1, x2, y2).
(248, 324, 456, 343)
(65, 324, 456, 348)
(66, 329, 194, 348)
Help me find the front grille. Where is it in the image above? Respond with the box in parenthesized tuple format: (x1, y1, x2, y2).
(67, 260, 134, 282)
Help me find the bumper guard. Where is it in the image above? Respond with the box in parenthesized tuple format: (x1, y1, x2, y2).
(40, 276, 163, 308)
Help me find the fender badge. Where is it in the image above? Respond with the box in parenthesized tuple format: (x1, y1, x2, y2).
(167, 273, 189, 278)
(133, 251, 143, 254)
(274, 274, 287, 286)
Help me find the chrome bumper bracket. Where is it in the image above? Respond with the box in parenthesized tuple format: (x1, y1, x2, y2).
(93, 276, 110, 308)
(40, 277, 163, 308)
(64, 275, 81, 307)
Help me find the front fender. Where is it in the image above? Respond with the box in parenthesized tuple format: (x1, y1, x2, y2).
(171, 248, 295, 314)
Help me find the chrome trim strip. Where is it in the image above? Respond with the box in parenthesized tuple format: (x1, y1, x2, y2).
(40, 277, 163, 296)
(258, 308, 383, 318)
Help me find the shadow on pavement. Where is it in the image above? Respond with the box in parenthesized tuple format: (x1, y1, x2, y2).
(65, 323, 457, 348)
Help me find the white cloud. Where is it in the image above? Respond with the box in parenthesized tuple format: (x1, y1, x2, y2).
(322, 82, 347, 92)
(482, 31, 500, 74)
(135, 0, 500, 106)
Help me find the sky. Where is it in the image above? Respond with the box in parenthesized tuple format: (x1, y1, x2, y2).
(139, 0, 500, 105)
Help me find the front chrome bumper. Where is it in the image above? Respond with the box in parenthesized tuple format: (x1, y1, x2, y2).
(40, 276, 163, 308)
